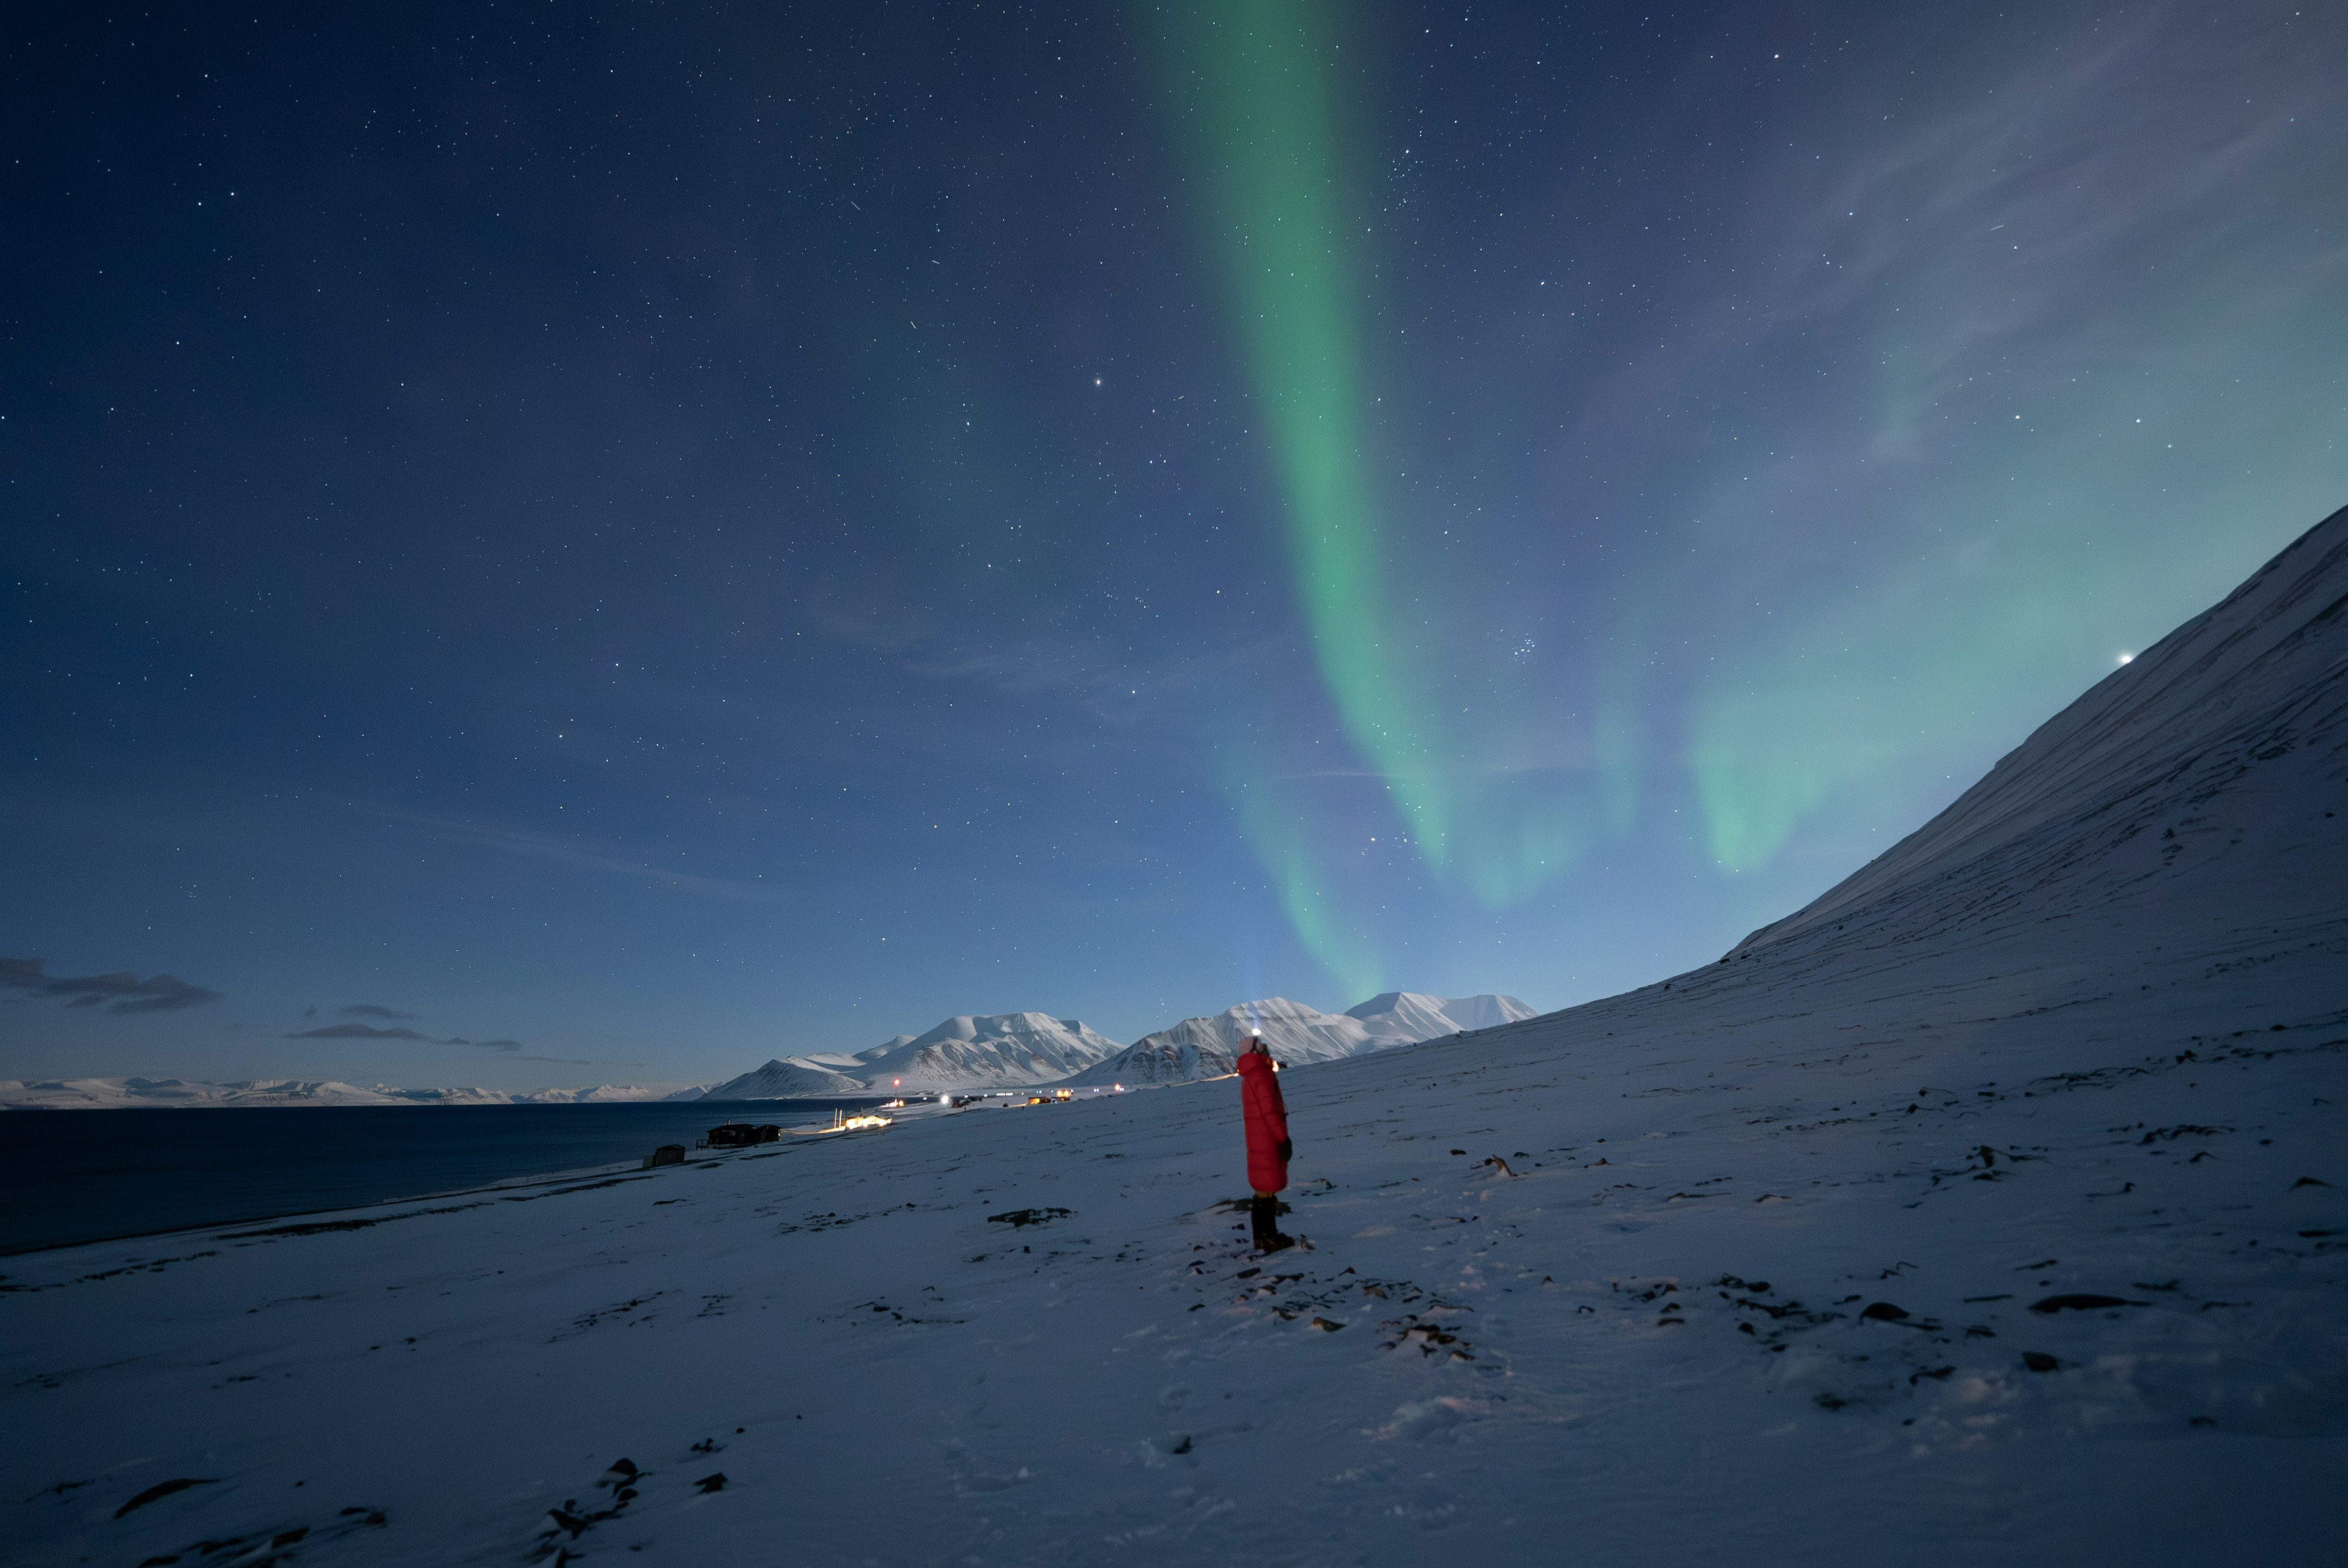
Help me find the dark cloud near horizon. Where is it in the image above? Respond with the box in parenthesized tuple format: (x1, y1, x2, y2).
(1, 956, 221, 1014)
(287, 1020, 521, 1051)
(338, 1003, 419, 1020)
(289, 1021, 434, 1041)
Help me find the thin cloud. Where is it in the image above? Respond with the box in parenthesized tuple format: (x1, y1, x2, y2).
(287, 1021, 522, 1052)
(361, 804, 779, 903)
(1, 956, 221, 1014)
(289, 1022, 436, 1042)
(338, 1003, 419, 1020)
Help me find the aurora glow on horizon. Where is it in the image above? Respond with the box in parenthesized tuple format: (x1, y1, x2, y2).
(2, 1, 2341, 1086)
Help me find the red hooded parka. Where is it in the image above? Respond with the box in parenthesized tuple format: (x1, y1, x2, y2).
(1236, 1047, 1290, 1194)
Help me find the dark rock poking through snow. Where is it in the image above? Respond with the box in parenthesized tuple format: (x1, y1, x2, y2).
(6, 509, 2346, 1565)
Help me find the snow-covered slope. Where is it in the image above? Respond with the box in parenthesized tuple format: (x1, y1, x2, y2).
(1066, 993, 1540, 1087)
(4, 510, 2341, 1566)
(0, 1078, 689, 1110)
(1732, 510, 2348, 958)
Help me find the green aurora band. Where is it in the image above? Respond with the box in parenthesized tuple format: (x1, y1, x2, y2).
(1150, 6, 1433, 810)
(1148, 0, 2337, 988)
(1149, 1, 1637, 987)
(1149, 2, 1429, 991)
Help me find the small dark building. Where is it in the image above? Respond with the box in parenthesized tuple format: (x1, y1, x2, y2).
(703, 1121, 782, 1149)
(643, 1144, 687, 1169)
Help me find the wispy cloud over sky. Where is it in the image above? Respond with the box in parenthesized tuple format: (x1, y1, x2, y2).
(362, 805, 782, 904)
(286, 1021, 524, 1051)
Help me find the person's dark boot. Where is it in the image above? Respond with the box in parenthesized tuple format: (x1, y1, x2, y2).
(1250, 1194, 1294, 1253)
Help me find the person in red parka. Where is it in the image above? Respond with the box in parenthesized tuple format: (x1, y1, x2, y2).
(1236, 1032, 1294, 1252)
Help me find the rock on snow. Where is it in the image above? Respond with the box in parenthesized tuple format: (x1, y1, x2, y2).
(2, 509, 2344, 1564)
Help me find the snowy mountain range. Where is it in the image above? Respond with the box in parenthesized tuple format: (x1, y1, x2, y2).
(1060, 993, 1538, 1088)
(691, 993, 1535, 1099)
(1, 991, 1535, 1110)
(698, 1012, 1127, 1099)
(0, 1078, 690, 1110)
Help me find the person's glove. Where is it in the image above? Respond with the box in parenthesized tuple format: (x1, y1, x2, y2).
(1277, 1138, 1293, 1163)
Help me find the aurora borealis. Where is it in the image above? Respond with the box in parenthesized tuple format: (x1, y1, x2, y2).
(1153, 1, 1639, 959)
(3, 1, 2341, 1086)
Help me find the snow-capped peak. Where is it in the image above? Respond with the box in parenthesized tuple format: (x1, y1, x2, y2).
(1344, 992, 1540, 1040)
(694, 1012, 1126, 1099)
(1060, 992, 1538, 1088)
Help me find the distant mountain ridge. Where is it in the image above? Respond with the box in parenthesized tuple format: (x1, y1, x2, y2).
(698, 1012, 1125, 1099)
(13, 993, 1538, 1109)
(687, 993, 1535, 1101)
(1061, 993, 1538, 1088)
(857, 1012, 1126, 1089)
(0, 1078, 693, 1110)
(693, 1060, 871, 1099)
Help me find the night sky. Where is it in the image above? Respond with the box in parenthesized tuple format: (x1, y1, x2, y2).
(4, 1, 2341, 1088)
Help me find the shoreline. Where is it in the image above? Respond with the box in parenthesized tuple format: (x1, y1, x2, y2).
(0, 1129, 860, 1261)
(0, 1098, 901, 1257)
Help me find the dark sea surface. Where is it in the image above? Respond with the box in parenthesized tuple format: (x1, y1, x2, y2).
(0, 1100, 888, 1255)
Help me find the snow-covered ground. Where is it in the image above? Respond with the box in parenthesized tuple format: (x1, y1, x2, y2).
(0, 1078, 693, 1110)
(2, 512, 2342, 1564)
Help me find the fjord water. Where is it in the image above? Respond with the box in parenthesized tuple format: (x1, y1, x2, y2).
(0, 1100, 871, 1255)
